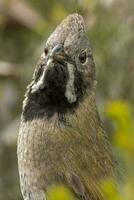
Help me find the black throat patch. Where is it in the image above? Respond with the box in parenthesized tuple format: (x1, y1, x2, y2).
(22, 62, 85, 121)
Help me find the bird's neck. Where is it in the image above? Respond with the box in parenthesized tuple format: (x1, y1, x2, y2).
(22, 85, 100, 126)
(64, 91, 101, 137)
(22, 90, 101, 140)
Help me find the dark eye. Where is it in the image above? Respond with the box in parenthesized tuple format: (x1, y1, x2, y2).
(79, 51, 87, 64)
(44, 48, 48, 56)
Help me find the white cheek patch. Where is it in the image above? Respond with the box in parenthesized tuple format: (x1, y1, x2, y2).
(65, 63, 77, 103)
(31, 58, 54, 93)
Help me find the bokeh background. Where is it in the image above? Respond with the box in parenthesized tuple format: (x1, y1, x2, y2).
(0, 0, 133, 199)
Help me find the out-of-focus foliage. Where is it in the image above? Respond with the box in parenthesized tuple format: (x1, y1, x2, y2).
(0, 0, 133, 199)
(46, 185, 75, 200)
(101, 177, 134, 200)
(106, 101, 134, 156)
(101, 100, 134, 200)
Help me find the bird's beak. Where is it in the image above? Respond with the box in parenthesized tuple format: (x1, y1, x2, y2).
(31, 44, 67, 94)
(51, 44, 66, 62)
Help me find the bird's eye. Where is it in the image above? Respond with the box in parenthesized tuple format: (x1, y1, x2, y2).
(79, 51, 87, 64)
(44, 48, 49, 56)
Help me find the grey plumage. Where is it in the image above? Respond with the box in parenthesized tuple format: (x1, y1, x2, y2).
(17, 14, 117, 200)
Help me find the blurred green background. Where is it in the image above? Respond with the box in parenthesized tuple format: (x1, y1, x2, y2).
(0, 0, 133, 199)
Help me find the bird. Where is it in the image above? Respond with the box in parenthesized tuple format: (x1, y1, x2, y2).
(17, 13, 117, 200)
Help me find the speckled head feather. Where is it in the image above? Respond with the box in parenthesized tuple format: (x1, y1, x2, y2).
(46, 14, 85, 52)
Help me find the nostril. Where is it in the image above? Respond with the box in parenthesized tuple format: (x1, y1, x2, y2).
(44, 48, 49, 56)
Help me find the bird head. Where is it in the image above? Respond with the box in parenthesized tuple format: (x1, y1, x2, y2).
(23, 14, 96, 120)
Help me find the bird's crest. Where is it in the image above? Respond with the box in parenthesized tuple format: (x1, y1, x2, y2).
(46, 13, 86, 48)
